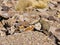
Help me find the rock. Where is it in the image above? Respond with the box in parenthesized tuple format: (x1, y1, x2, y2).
(49, 26, 57, 33)
(49, 26, 60, 40)
(30, 19, 40, 24)
(23, 12, 40, 25)
(48, 32, 56, 42)
(0, 36, 9, 45)
(54, 28, 60, 40)
(34, 23, 41, 30)
(40, 19, 50, 30)
(0, 31, 56, 45)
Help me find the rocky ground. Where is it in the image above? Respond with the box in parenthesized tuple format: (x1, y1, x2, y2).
(0, 31, 56, 45)
(0, 0, 60, 45)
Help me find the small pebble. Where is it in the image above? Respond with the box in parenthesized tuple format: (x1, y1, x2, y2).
(34, 23, 41, 30)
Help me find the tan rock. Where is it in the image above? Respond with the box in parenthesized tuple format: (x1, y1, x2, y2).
(49, 26, 60, 40)
(0, 31, 56, 45)
(40, 19, 50, 30)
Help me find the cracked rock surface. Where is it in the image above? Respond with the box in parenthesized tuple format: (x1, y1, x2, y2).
(0, 31, 56, 45)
